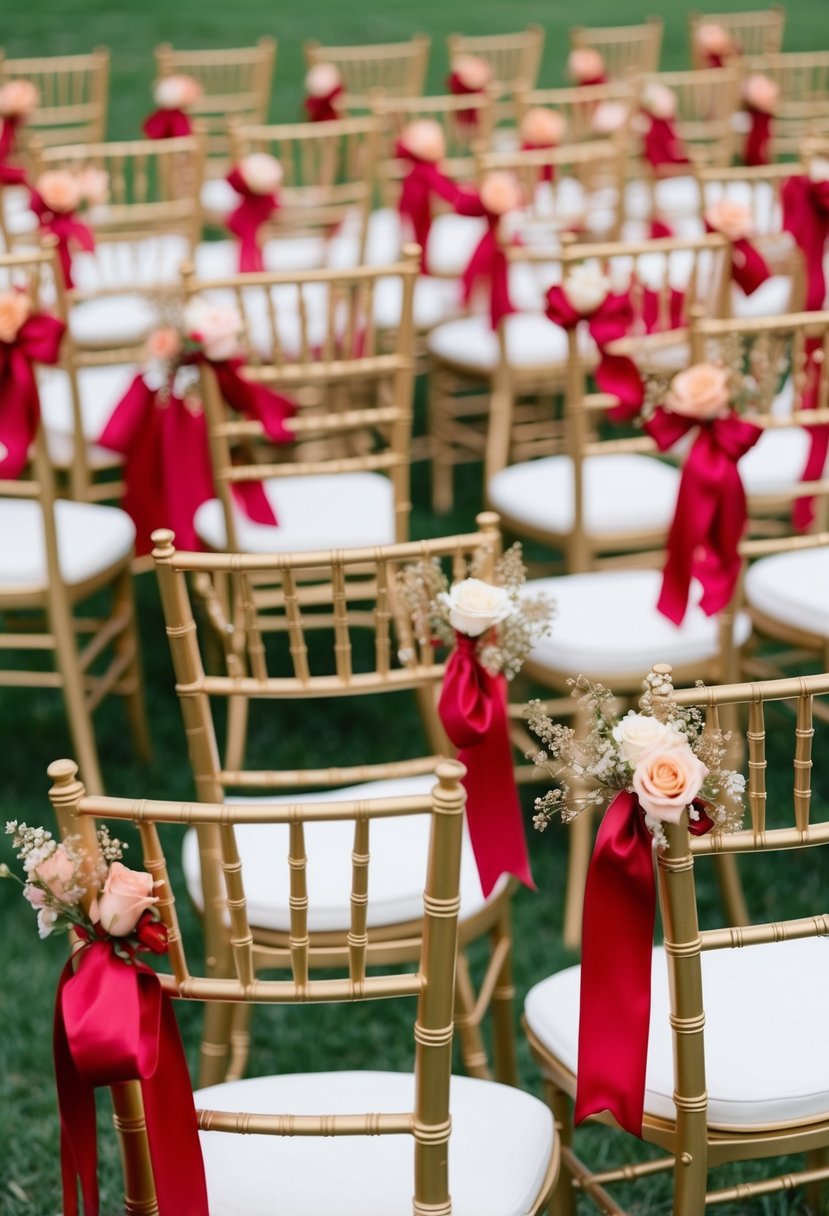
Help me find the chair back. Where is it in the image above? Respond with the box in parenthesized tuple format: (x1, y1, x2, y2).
(47, 752, 467, 1214)
(744, 51, 829, 157)
(154, 38, 276, 165)
(0, 49, 109, 155)
(569, 19, 664, 78)
(639, 68, 742, 167)
(514, 80, 637, 148)
(180, 250, 419, 551)
(446, 26, 545, 97)
(304, 36, 430, 111)
(689, 6, 786, 66)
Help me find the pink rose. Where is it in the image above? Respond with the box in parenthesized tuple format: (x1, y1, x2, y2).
(567, 47, 605, 84)
(0, 291, 31, 343)
(239, 152, 283, 194)
(743, 73, 779, 115)
(632, 741, 708, 824)
(694, 22, 735, 58)
(480, 170, 522, 216)
(520, 106, 566, 147)
(0, 79, 40, 118)
(36, 169, 83, 214)
(704, 198, 753, 241)
(184, 297, 243, 362)
(591, 101, 628, 135)
(30, 844, 76, 902)
(154, 74, 202, 111)
(93, 861, 158, 936)
(451, 54, 492, 91)
(305, 62, 343, 98)
(641, 82, 677, 120)
(77, 166, 109, 207)
(144, 325, 182, 363)
(400, 119, 446, 163)
(665, 363, 731, 421)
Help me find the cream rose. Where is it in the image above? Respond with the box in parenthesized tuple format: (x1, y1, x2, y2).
(704, 198, 753, 241)
(400, 119, 446, 164)
(694, 22, 735, 57)
(0, 79, 40, 118)
(520, 107, 566, 147)
(451, 54, 492, 91)
(665, 363, 730, 421)
(641, 82, 677, 121)
(591, 101, 628, 135)
(612, 712, 686, 766)
(93, 861, 159, 936)
(0, 291, 31, 343)
(444, 578, 511, 637)
(36, 169, 83, 214)
(154, 74, 202, 110)
(305, 62, 343, 98)
(567, 47, 605, 84)
(240, 153, 283, 195)
(743, 73, 779, 115)
(632, 741, 708, 824)
(184, 298, 243, 362)
(480, 171, 522, 216)
(563, 263, 610, 314)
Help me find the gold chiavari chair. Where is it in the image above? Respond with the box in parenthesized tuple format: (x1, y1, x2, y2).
(303, 35, 431, 112)
(152, 514, 528, 1092)
(569, 19, 664, 78)
(0, 48, 109, 152)
(689, 6, 786, 68)
(514, 79, 638, 150)
(525, 664, 829, 1216)
(743, 51, 829, 157)
(446, 27, 545, 101)
(0, 248, 148, 796)
(27, 135, 204, 349)
(47, 756, 560, 1216)
(180, 250, 418, 557)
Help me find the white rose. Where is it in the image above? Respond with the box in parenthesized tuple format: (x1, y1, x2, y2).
(444, 578, 511, 637)
(612, 712, 685, 765)
(240, 153, 283, 195)
(641, 82, 677, 120)
(184, 297, 243, 362)
(564, 263, 610, 314)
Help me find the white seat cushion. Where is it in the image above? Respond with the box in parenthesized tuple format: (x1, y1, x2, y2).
(373, 274, 462, 331)
(195, 236, 329, 279)
(194, 472, 396, 553)
(427, 212, 489, 277)
(69, 294, 158, 346)
(195, 1071, 555, 1216)
(739, 425, 818, 497)
(200, 177, 238, 217)
(744, 548, 829, 639)
(524, 569, 752, 678)
(182, 774, 507, 932)
(525, 937, 829, 1130)
(71, 234, 190, 293)
(625, 175, 700, 222)
(427, 313, 588, 373)
(731, 273, 793, 319)
(37, 364, 137, 442)
(489, 454, 681, 538)
(0, 499, 135, 591)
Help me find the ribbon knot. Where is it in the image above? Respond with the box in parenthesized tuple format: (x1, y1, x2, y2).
(0, 312, 66, 479)
(643, 116, 691, 172)
(455, 191, 515, 330)
(396, 145, 462, 273)
(0, 114, 27, 185)
(142, 108, 193, 140)
(225, 167, 279, 273)
(29, 191, 95, 290)
(304, 85, 344, 123)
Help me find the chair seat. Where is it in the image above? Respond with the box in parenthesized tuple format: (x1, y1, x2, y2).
(195, 1071, 555, 1216)
(525, 937, 829, 1130)
(0, 499, 135, 592)
(373, 273, 462, 331)
(739, 425, 817, 497)
(71, 234, 190, 293)
(195, 236, 329, 279)
(194, 472, 397, 553)
(69, 294, 159, 346)
(524, 569, 752, 679)
(625, 175, 700, 222)
(427, 212, 490, 276)
(200, 177, 238, 217)
(488, 454, 681, 538)
(744, 547, 829, 638)
(427, 313, 589, 373)
(731, 273, 793, 319)
(182, 774, 507, 932)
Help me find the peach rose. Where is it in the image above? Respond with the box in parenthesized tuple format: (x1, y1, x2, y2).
(743, 73, 779, 115)
(480, 170, 522, 216)
(520, 107, 566, 147)
(0, 79, 40, 118)
(695, 22, 735, 57)
(632, 740, 708, 824)
(93, 861, 159, 936)
(451, 54, 492, 91)
(77, 166, 109, 207)
(36, 169, 83, 214)
(591, 100, 628, 135)
(305, 62, 343, 98)
(144, 325, 182, 363)
(240, 153, 283, 194)
(666, 363, 730, 421)
(567, 47, 605, 84)
(400, 119, 446, 163)
(704, 198, 753, 241)
(0, 290, 31, 343)
(154, 74, 202, 110)
(29, 844, 76, 903)
(184, 297, 243, 362)
(641, 82, 677, 120)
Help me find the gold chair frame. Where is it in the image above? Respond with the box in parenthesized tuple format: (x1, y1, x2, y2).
(688, 6, 786, 68)
(304, 35, 431, 111)
(0, 48, 109, 153)
(744, 51, 829, 157)
(514, 79, 638, 148)
(446, 26, 545, 98)
(569, 19, 664, 78)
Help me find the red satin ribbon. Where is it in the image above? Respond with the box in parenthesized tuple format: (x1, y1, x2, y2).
(703, 218, 770, 296)
(575, 73, 609, 86)
(304, 86, 344, 123)
(793, 336, 829, 531)
(395, 145, 462, 273)
(225, 167, 279, 273)
(142, 108, 193, 139)
(0, 114, 27, 185)
(744, 107, 773, 167)
(520, 141, 557, 183)
(643, 116, 691, 171)
(645, 406, 762, 623)
(54, 937, 208, 1216)
(0, 312, 65, 478)
(455, 190, 514, 329)
(649, 218, 675, 239)
(446, 73, 483, 128)
(438, 633, 535, 898)
(782, 175, 829, 312)
(546, 284, 642, 418)
(29, 191, 95, 291)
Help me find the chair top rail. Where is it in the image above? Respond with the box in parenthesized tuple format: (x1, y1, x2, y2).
(180, 248, 420, 293)
(671, 669, 829, 707)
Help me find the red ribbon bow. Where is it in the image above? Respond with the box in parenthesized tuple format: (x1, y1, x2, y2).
(744, 106, 773, 167)
(576, 791, 714, 1135)
(304, 85, 344, 123)
(437, 633, 535, 898)
(395, 144, 463, 273)
(225, 167, 280, 274)
(782, 174, 829, 312)
(793, 336, 829, 532)
(455, 190, 515, 330)
(0, 114, 27, 185)
(703, 218, 771, 296)
(0, 311, 65, 479)
(645, 406, 762, 624)
(142, 108, 193, 139)
(643, 115, 691, 172)
(29, 191, 95, 291)
(446, 72, 484, 128)
(54, 935, 209, 1216)
(520, 141, 558, 183)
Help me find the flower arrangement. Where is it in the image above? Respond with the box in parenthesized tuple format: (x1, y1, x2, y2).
(527, 668, 745, 846)
(396, 543, 553, 680)
(399, 118, 446, 164)
(183, 297, 244, 362)
(520, 106, 567, 148)
(743, 73, 779, 116)
(694, 21, 738, 62)
(305, 62, 343, 100)
(2, 820, 167, 957)
(640, 81, 678, 121)
(33, 166, 108, 215)
(0, 289, 31, 343)
(479, 170, 523, 218)
(0, 79, 40, 119)
(449, 53, 492, 92)
(235, 152, 283, 196)
(567, 47, 606, 85)
(153, 73, 203, 111)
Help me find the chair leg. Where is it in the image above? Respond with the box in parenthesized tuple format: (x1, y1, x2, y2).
(545, 1078, 576, 1216)
(490, 905, 518, 1086)
(113, 568, 152, 763)
(453, 950, 491, 1080)
(198, 999, 235, 1088)
(805, 1146, 828, 1214)
(49, 597, 105, 796)
(428, 365, 456, 514)
(110, 1080, 158, 1216)
(225, 1003, 252, 1083)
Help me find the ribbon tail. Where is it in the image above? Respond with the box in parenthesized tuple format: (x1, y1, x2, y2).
(793, 425, 829, 531)
(54, 960, 100, 1216)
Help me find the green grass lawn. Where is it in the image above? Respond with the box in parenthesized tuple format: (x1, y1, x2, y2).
(2, 1, 829, 1213)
